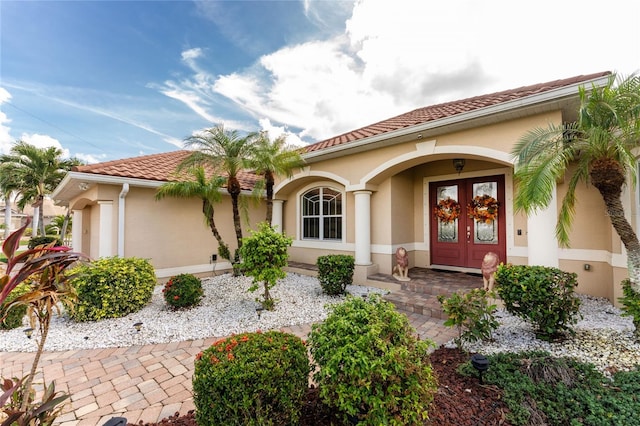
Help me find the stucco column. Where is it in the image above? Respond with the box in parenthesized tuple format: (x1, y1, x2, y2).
(97, 201, 113, 258)
(527, 185, 559, 267)
(71, 209, 83, 252)
(354, 190, 372, 265)
(272, 199, 284, 232)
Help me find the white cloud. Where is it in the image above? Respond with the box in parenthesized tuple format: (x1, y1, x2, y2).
(75, 152, 107, 164)
(258, 118, 305, 147)
(159, 0, 640, 144)
(19, 133, 70, 158)
(0, 88, 14, 154)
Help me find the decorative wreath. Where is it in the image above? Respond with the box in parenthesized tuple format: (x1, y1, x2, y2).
(468, 195, 499, 224)
(433, 197, 461, 224)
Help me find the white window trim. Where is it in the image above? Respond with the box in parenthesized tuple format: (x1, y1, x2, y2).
(296, 181, 346, 244)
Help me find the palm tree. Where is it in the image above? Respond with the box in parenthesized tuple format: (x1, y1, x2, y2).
(0, 141, 81, 236)
(249, 132, 305, 226)
(155, 166, 231, 260)
(0, 172, 20, 240)
(512, 74, 640, 290)
(181, 125, 255, 262)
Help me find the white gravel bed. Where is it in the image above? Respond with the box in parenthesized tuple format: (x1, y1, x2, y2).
(0, 272, 386, 353)
(456, 294, 640, 376)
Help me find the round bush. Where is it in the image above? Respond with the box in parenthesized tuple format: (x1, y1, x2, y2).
(69, 256, 156, 322)
(193, 330, 309, 426)
(162, 274, 203, 309)
(308, 294, 438, 425)
(495, 264, 581, 341)
(27, 235, 62, 249)
(0, 283, 30, 330)
(316, 254, 354, 296)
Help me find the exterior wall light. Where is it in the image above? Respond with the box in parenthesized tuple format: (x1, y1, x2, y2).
(453, 158, 466, 174)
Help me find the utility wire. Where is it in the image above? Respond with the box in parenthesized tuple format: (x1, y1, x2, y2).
(3, 100, 107, 153)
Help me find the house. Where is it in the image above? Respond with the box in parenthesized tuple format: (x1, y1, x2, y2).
(52, 71, 628, 303)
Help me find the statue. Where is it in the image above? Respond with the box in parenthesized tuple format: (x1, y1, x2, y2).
(481, 252, 499, 291)
(392, 247, 410, 281)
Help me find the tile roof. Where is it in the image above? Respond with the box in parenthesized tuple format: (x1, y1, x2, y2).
(72, 72, 610, 186)
(72, 150, 261, 191)
(303, 71, 611, 153)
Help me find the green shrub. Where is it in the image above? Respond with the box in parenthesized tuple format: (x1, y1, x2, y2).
(438, 288, 499, 348)
(69, 257, 156, 322)
(460, 351, 640, 426)
(0, 283, 31, 329)
(162, 274, 203, 309)
(239, 222, 292, 310)
(316, 254, 354, 295)
(193, 330, 309, 426)
(619, 279, 640, 339)
(27, 235, 62, 249)
(308, 294, 437, 425)
(495, 264, 581, 341)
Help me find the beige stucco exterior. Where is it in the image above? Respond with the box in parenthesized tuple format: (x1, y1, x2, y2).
(51, 72, 632, 305)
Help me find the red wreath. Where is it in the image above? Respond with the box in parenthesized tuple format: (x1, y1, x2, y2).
(468, 195, 499, 224)
(434, 198, 461, 224)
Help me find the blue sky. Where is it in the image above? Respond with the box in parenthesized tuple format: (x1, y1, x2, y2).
(1, 0, 639, 164)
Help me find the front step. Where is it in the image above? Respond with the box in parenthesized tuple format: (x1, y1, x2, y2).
(383, 291, 448, 320)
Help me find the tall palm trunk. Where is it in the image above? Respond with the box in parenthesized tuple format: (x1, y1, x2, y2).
(227, 177, 243, 274)
(61, 208, 71, 244)
(265, 171, 275, 226)
(591, 159, 640, 291)
(202, 200, 229, 260)
(4, 193, 11, 239)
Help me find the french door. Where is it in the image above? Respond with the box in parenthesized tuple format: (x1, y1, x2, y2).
(429, 175, 505, 269)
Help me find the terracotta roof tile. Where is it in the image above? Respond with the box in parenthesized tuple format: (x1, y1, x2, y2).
(73, 150, 261, 191)
(304, 72, 611, 153)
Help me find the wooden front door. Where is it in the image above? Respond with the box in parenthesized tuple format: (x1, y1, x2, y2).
(429, 175, 505, 269)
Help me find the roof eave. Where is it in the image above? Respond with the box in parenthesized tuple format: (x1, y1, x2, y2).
(302, 74, 611, 162)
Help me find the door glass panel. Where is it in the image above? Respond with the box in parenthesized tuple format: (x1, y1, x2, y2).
(435, 185, 459, 242)
(470, 182, 498, 244)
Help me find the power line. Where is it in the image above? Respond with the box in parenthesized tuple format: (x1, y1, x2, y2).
(3, 100, 107, 153)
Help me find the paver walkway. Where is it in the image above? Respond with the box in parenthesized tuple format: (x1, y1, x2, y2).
(0, 315, 457, 426)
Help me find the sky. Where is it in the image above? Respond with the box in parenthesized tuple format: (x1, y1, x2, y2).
(0, 0, 638, 164)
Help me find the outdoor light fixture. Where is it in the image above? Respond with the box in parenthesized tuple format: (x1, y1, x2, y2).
(78, 182, 90, 191)
(453, 158, 466, 174)
(23, 328, 34, 339)
(471, 354, 490, 384)
(133, 322, 143, 332)
(256, 306, 264, 319)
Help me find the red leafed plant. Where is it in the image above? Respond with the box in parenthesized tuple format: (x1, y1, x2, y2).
(1, 218, 86, 423)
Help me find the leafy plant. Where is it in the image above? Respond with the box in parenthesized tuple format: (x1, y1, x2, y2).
(27, 236, 62, 250)
(0, 283, 29, 330)
(1, 376, 69, 426)
(495, 264, 581, 341)
(308, 295, 438, 425)
(238, 222, 292, 310)
(438, 288, 499, 348)
(619, 278, 640, 339)
(69, 256, 156, 322)
(162, 273, 203, 309)
(0, 219, 83, 417)
(459, 351, 640, 426)
(316, 254, 354, 296)
(193, 330, 309, 426)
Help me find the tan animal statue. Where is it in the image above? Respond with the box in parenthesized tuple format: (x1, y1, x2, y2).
(481, 252, 499, 291)
(392, 247, 410, 281)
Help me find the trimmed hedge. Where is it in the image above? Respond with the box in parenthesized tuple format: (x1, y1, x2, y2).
(193, 330, 309, 425)
(316, 254, 354, 295)
(69, 257, 156, 322)
(0, 283, 30, 330)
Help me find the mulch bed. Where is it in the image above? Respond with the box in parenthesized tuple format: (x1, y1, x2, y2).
(129, 347, 510, 426)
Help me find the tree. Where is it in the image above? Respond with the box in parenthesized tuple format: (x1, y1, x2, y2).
(155, 166, 231, 260)
(249, 132, 305, 226)
(512, 74, 640, 290)
(181, 125, 255, 263)
(0, 172, 20, 240)
(0, 141, 81, 236)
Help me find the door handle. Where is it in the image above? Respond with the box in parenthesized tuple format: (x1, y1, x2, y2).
(466, 226, 471, 241)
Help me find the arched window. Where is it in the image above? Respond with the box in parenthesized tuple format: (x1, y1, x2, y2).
(301, 187, 342, 240)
